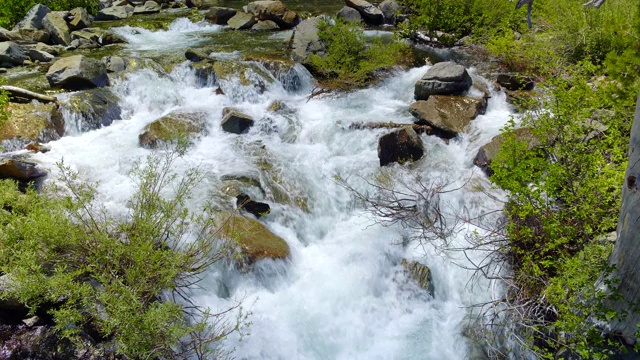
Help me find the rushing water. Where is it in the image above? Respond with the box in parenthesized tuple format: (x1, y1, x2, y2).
(28, 18, 516, 359)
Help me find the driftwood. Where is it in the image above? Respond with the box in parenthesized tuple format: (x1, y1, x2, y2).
(0, 86, 58, 104)
(349, 122, 435, 135)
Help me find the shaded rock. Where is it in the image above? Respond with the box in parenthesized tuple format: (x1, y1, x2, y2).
(71, 27, 124, 46)
(221, 108, 254, 134)
(217, 213, 290, 265)
(409, 95, 487, 137)
(0, 42, 29, 68)
(65, 88, 121, 131)
(46, 55, 109, 90)
(379, 0, 399, 24)
(378, 126, 424, 167)
(280, 10, 300, 28)
(96, 5, 134, 20)
(290, 17, 323, 64)
(13, 4, 50, 30)
(68, 7, 93, 30)
(414, 61, 473, 100)
(0, 27, 12, 42)
(0, 102, 64, 147)
(337, 6, 362, 23)
(25, 143, 51, 153)
(185, 48, 209, 62)
(13, 28, 50, 43)
(134, 1, 161, 14)
(204, 7, 237, 25)
(0, 159, 46, 181)
(401, 259, 434, 296)
(138, 111, 206, 149)
(68, 38, 98, 50)
(236, 193, 271, 218)
(345, 0, 383, 25)
(28, 49, 55, 63)
(35, 43, 63, 56)
(473, 127, 539, 176)
(101, 55, 127, 72)
(42, 12, 71, 46)
(227, 12, 257, 30)
(252, 20, 279, 31)
(496, 72, 535, 91)
(191, 59, 272, 92)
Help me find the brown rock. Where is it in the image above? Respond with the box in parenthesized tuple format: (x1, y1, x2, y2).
(409, 95, 487, 137)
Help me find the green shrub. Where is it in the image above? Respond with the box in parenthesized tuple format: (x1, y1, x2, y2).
(0, 146, 247, 359)
(0, 0, 99, 29)
(307, 18, 410, 90)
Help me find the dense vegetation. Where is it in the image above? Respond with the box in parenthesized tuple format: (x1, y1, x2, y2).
(0, 0, 99, 28)
(398, 0, 640, 357)
(0, 148, 247, 359)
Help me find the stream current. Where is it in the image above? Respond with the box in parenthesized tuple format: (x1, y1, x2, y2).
(30, 18, 515, 359)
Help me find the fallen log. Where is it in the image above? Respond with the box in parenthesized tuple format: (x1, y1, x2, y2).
(0, 86, 58, 104)
(348, 122, 435, 135)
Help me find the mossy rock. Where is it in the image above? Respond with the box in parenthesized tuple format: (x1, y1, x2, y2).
(0, 102, 64, 149)
(138, 111, 206, 149)
(217, 213, 290, 264)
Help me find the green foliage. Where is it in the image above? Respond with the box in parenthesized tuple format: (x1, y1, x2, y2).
(0, 147, 247, 359)
(0, 0, 99, 29)
(308, 18, 410, 89)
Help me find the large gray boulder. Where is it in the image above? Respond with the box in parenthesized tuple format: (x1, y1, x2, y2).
(414, 61, 473, 100)
(409, 95, 487, 137)
(290, 17, 324, 64)
(378, 126, 424, 167)
(134, 1, 161, 15)
(42, 12, 71, 46)
(65, 88, 122, 131)
(379, 0, 399, 24)
(345, 0, 383, 25)
(96, 5, 134, 20)
(46, 55, 109, 90)
(13, 4, 51, 30)
(68, 7, 93, 30)
(227, 12, 257, 30)
(0, 42, 29, 67)
(337, 6, 363, 23)
(204, 7, 237, 25)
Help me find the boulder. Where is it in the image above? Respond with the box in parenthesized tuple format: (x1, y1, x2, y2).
(414, 61, 473, 100)
(290, 17, 324, 64)
(337, 6, 363, 23)
(96, 5, 134, 20)
(46, 55, 109, 90)
(68, 7, 93, 30)
(344, 0, 383, 25)
(101, 55, 127, 72)
(0, 42, 29, 68)
(0, 27, 12, 42)
(42, 12, 71, 46)
(35, 43, 63, 56)
(13, 28, 50, 43)
(138, 111, 206, 149)
(28, 49, 55, 63)
(204, 7, 237, 25)
(0, 159, 46, 181)
(221, 109, 254, 134)
(191, 60, 272, 91)
(236, 193, 271, 218)
(409, 95, 487, 137)
(65, 88, 121, 131)
(217, 213, 290, 265)
(68, 38, 98, 50)
(377, 126, 424, 167)
(251, 20, 279, 31)
(0, 102, 64, 146)
(227, 12, 257, 30)
(496, 72, 535, 91)
(246, 0, 298, 28)
(13, 4, 50, 30)
(401, 259, 434, 296)
(134, 1, 161, 15)
(379, 0, 399, 24)
(184, 0, 218, 9)
(474, 127, 539, 176)
(71, 28, 124, 46)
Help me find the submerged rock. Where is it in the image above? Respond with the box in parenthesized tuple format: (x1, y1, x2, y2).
(217, 213, 290, 265)
(138, 111, 206, 149)
(236, 193, 271, 218)
(414, 61, 473, 100)
(401, 259, 434, 296)
(378, 126, 424, 167)
(409, 95, 487, 137)
(221, 108, 254, 134)
(46, 55, 109, 90)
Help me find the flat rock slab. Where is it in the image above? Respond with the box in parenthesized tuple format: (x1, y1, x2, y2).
(409, 95, 487, 136)
(227, 12, 257, 30)
(414, 61, 473, 100)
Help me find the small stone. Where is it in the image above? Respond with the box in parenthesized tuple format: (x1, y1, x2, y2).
(22, 316, 42, 327)
(221, 109, 255, 134)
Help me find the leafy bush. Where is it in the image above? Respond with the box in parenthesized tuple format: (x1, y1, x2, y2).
(0, 147, 247, 359)
(0, 0, 99, 29)
(307, 18, 410, 89)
